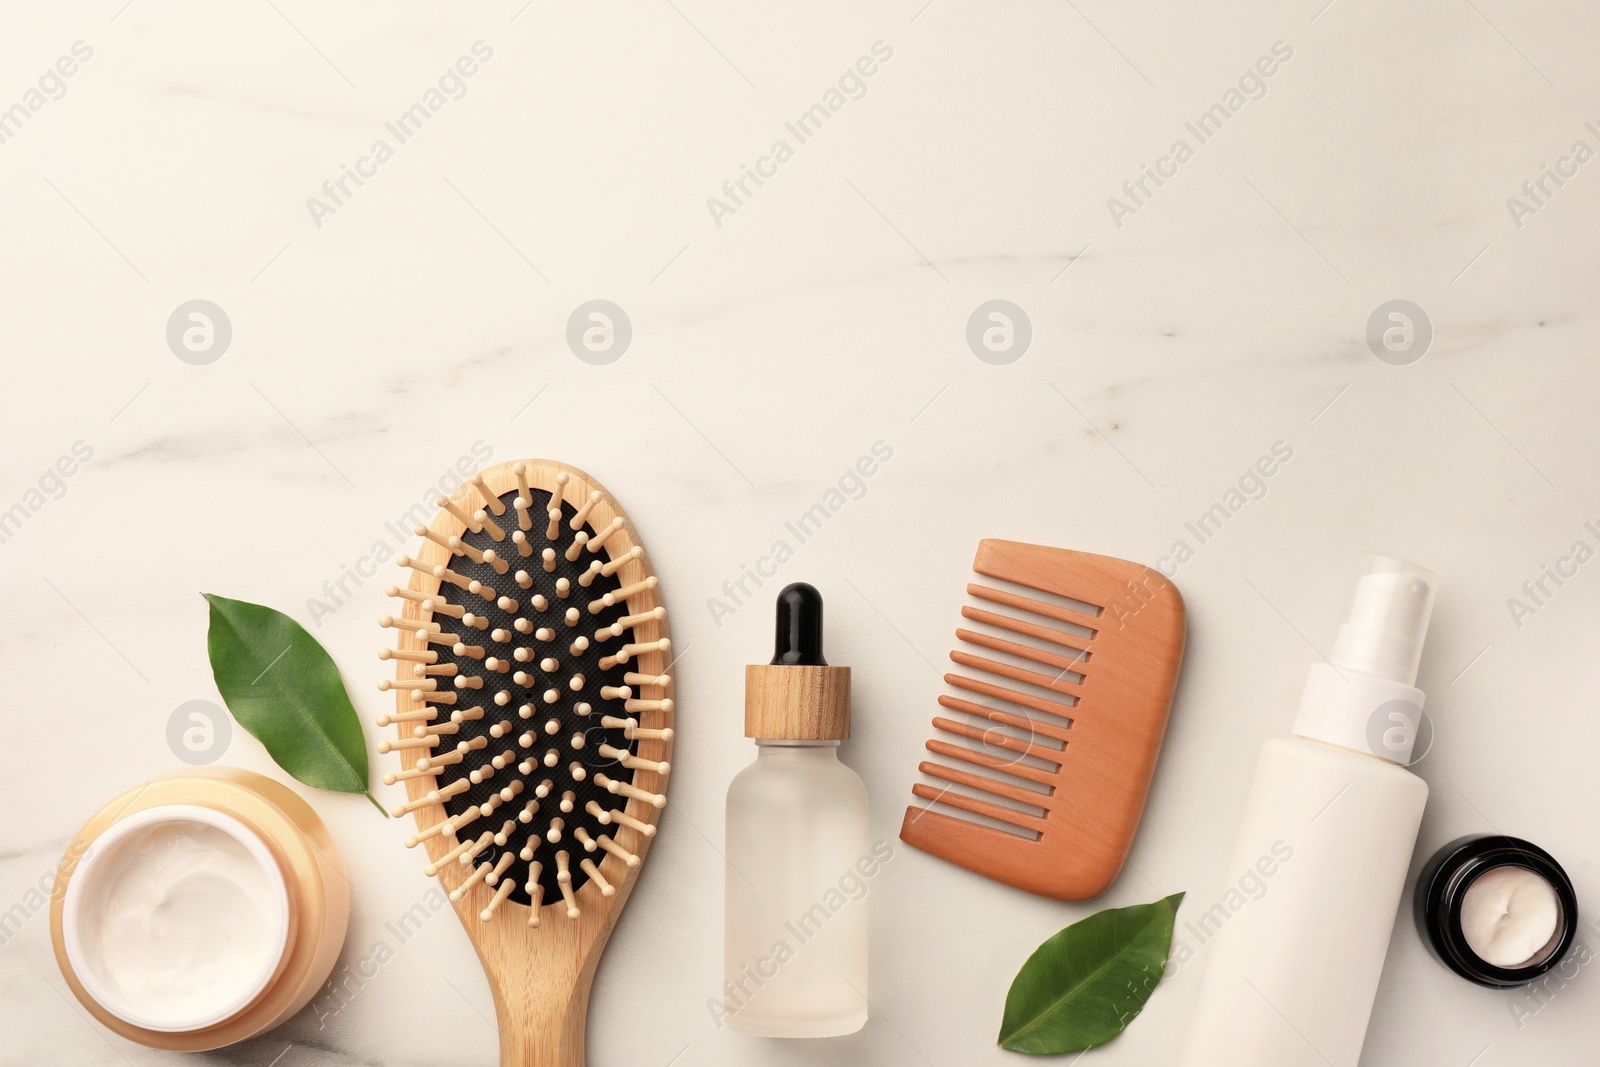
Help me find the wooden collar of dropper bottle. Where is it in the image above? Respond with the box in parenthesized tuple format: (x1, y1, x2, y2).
(744, 582, 850, 740)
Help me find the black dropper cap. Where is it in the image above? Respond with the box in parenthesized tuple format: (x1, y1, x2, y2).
(771, 582, 827, 666)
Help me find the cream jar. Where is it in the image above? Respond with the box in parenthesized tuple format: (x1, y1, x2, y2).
(1414, 834, 1578, 988)
(50, 768, 349, 1051)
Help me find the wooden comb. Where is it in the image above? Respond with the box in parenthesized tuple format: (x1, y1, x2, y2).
(899, 539, 1184, 901)
(380, 460, 673, 1066)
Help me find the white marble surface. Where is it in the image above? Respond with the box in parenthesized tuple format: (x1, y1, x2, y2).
(3, 1, 1599, 1064)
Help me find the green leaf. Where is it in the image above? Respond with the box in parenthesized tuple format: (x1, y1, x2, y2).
(998, 892, 1185, 1055)
(203, 593, 375, 807)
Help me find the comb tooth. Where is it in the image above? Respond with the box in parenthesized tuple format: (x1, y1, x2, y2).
(547, 471, 567, 515)
(486, 852, 516, 883)
(474, 509, 506, 541)
(950, 650, 1082, 698)
(587, 516, 625, 553)
(425, 834, 478, 875)
(381, 614, 437, 634)
(574, 827, 598, 852)
(515, 470, 534, 531)
(423, 597, 465, 620)
(578, 560, 603, 587)
(512, 530, 533, 557)
(460, 831, 495, 866)
(597, 745, 669, 776)
(431, 565, 471, 591)
(911, 782, 1047, 833)
(918, 760, 1050, 808)
(931, 716, 1063, 765)
(938, 695, 1071, 741)
(450, 861, 492, 902)
(380, 647, 437, 664)
(589, 577, 659, 614)
(526, 864, 545, 925)
(569, 491, 602, 531)
(595, 773, 667, 808)
(564, 531, 591, 561)
(417, 525, 457, 555)
(581, 859, 615, 897)
(395, 790, 444, 825)
(599, 638, 669, 670)
(624, 699, 673, 716)
(546, 507, 562, 541)
(598, 607, 667, 640)
(396, 554, 435, 579)
(481, 550, 510, 576)
(601, 546, 643, 577)
(542, 548, 557, 573)
(922, 740, 1059, 786)
(967, 583, 1100, 633)
(437, 496, 482, 533)
(447, 805, 484, 835)
(379, 677, 435, 692)
(448, 535, 487, 564)
(514, 497, 533, 533)
(383, 765, 435, 785)
(607, 806, 657, 837)
(556, 851, 580, 918)
(376, 707, 436, 726)
(945, 673, 1075, 721)
(403, 817, 449, 848)
(955, 627, 1086, 673)
(514, 463, 533, 507)
(624, 672, 671, 687)
(378, 736, 438, 754)
(597, 833, 639, 868)
(469, 474, 505, 516)
(480, 878, 515, 921)
(388, 584, 432, 606)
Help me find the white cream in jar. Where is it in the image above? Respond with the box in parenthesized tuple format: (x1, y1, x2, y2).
(62, 805, 290, 1032)
(1458, 865, 1560, 968)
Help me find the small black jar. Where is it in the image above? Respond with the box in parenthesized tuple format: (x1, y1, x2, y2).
(1414, 835, 1578, 988)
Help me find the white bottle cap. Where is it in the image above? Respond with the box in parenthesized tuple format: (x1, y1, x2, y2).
(1293, 556, 1438, 764)
(1328, 556, 1437, 686)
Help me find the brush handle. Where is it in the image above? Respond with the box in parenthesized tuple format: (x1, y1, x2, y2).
(491, 968, 593, 1067)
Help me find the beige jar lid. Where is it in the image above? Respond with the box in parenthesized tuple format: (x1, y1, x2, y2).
(50, 767, 349, 1052)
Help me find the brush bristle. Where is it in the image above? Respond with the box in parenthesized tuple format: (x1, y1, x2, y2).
(382, 467, 670, 921)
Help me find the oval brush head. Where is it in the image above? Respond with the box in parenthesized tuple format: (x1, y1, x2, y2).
(379, 460, 673, 1063)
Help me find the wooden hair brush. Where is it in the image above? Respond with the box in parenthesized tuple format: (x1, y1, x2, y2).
(379, 460, 673, 1066)
(900, 539, 1184, 901)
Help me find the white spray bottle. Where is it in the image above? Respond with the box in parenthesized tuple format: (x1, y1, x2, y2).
(1178, 557, 1438, 1067)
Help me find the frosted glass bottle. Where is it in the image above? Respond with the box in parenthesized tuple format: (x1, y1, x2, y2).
(724, 583, 868, 1038)
(1178, 557, 1439, 1067)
